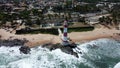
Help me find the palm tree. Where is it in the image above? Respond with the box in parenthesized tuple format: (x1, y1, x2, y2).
(110, 4, 120, 29)
(36, 18, 41, 28)
(0, 12, 6, 26)
(98, 16, 112, 29)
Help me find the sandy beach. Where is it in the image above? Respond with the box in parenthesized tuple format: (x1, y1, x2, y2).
(0, 28, 120, 47)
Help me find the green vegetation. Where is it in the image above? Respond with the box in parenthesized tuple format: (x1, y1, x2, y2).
(0, 12, 14, 25)
(98, 4, 120, 29)
(104, 0, 120, 2)
(19, 9, 30, 19)
(68, 27, 94, 33)
(52, 5, 64, 13)
(52, 3, 101, 14)
(79, 0, 101, 3)
(79, 0, 120, 3)
(99, 16, 112, 29)
(111, 4, 120, 29)
(73, 4, 101, 13)
(0, 8, 44, 27)
(16, 27, 94, 35)
(0, 0, 119, 30)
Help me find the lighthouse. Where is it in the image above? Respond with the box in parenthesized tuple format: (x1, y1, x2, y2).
(62, 20, 69, 46)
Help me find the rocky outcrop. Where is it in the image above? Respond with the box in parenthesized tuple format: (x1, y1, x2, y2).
(41, 43, 79, 58)
(0, 39, 28, 47)
(0, 39, 31, 54)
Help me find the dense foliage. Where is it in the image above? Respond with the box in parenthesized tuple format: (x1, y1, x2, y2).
(98, 4, 120, 29)
(73, 4, 101, 13)
(16, 27, 94, 35)
(78, 0, 120, 3)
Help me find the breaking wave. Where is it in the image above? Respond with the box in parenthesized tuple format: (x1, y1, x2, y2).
(0, 38, 120, 68)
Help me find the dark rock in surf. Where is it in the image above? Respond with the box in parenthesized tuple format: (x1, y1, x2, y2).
(41, 43, 79, 58)
(42, 43, 61, 51)
(19, 46, 31, 54)
(60, 46, 79, 58)
(0, 39, 30, 54)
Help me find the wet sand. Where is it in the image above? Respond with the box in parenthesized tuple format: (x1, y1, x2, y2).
(0, 28, 120, 47)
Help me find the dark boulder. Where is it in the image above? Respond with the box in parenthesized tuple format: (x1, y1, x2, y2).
(42, 43, 61, 51)
(60, 46, 79, 58)
(41, 43, 79, 58)
(19, 46, 31, 54)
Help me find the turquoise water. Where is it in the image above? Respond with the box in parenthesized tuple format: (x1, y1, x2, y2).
(0, 39, 120, 68)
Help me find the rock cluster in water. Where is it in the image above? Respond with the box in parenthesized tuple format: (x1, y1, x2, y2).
(41, 43, 79, 58)
(19, 46, 31, 54)
(0, 39, 31, 54)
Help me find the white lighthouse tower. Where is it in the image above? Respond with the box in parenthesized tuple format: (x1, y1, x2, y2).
(62, 20, 69, 45)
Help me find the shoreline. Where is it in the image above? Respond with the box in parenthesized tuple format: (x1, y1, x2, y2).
(0, 28, 120, 48)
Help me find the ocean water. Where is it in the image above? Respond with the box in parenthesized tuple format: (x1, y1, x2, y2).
(0, 38, 120, 68)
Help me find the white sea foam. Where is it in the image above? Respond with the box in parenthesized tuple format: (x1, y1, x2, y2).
(0, 38, 120, 68)
(114, 62, 120, 68)
(86, 39, 120, 59)
(0, 45, 94, 68)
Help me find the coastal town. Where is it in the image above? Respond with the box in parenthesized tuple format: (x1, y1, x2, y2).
(0, 0, 120, 46)
(0, 0, 119, 52)
(0, 0, 119, 45)
(0, 0, 120, 68)
(0, 0, 119, 29)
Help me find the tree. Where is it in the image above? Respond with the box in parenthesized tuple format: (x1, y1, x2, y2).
(0, 12, 12, 25)
(52, 5, 64, 15)
(19, 9, 30, 19)
(65, 0, 72, 9)
(73, 4, 101, 13)
(99, 16, 112, 29)
(25, 19, 33, 26)
(36, 18, 41, 26)
(78, 17, 85, 23)
(110, 4, 120, 29)
(31, 9, 39, 16)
